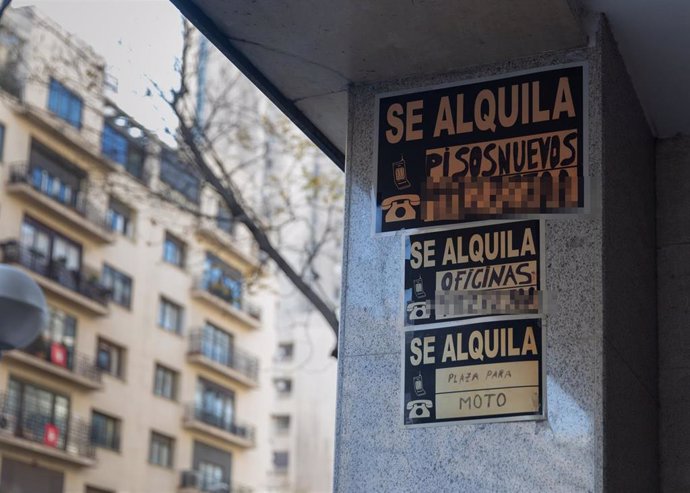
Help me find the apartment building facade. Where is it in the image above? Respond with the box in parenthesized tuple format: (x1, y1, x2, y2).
(190, 36, 342, 493)
(0, 7, 276, 493)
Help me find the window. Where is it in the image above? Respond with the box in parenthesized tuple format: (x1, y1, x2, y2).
(24, 306, 77, 370)
(149, 431, 174, 468)
(202, 253, 243, 308)
(102, 264, 132, 308)
(276, 343, 294, 362)
(201, 323, 234, 366)
(7, 378, 70, 450)
(195, 379, 235, 430)
(159, 150, 201, 203)
(28, 141, 84, 209)
(272, 415, 290, 435)
(90, 411, 121, 451)
(163, 232, 185, 267)
(47, 78, 82, 128)
(158, 297, 184, 334)
(273, 451, 289, 472)
(96, 338, 125, 378)
(274, 378, 292, 397)
(101, 122, 146, 179)
(0, 123, 5, 161)
(20, 217, 83, 292)
(153, 364, 178, 400)
(198, 461, 225, 491)
(107, 198, 133, 237)
(216, 202, 234, 235)
(192, 441, 231, 492)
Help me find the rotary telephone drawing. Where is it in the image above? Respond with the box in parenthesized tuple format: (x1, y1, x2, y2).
(381, 194, 420, 223)
(407, 399, 433, 419)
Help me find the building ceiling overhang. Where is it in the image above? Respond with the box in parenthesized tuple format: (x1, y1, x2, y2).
(170, 0, 690, 169)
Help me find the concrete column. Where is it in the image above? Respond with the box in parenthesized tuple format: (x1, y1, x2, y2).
(657, 135, 690, 491)
(334, 18, 657, 492)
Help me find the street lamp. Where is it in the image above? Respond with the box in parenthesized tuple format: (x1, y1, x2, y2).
(0, 265, 47, 353)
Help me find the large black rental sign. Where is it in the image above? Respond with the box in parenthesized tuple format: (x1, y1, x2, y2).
(375, 63, 587, 233)
(404, 220, 542, 327)
(403, 317, 544, 426)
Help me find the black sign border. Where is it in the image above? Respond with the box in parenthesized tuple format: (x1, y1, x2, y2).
(372, 61, 589, 236)
(400, 315, 547, 428)
(401, 219, 546, 329)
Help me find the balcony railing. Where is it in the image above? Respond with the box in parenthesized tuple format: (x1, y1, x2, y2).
(0, 391, 95, 461)
(188, 330, 259, 384)
(0, 241, 110, 306)
(194, 276, 261, 324)
(22, 337, 102, 385)
(7, 163, 111, 232)
(179, 470, 252, 493)
(184, 404, 255, 445)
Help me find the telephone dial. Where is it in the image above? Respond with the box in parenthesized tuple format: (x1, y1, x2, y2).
(407, 300, 431, 321)
(407, 399, 433, 420)
(381, 194, 420, 223)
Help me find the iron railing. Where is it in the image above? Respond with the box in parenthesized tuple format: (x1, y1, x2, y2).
(0, 241, 110, 306)
(194, 275, 261, 321)
(185, 403, 255, 445)
(179, 470, 252, 493)
(23, 337, 101, 384)
(0, 391, 95, 460)
(188, 330, 259, 383)
(7, 163, 111, 232)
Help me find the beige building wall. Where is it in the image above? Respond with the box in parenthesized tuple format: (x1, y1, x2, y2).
(193, 36, 342, 493)
(0, 7, 275, 493)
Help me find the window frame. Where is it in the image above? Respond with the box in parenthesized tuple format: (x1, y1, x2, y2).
(162, 232, 186, 268)
(90, 410, 121, 452)
(0, 122, 5, 162)
(106, 198, 134, 238)
(158, 296, 184, 335)
(153, 363, 178, 401)
(273, 451, 289, 472)
(274, 378, 293, 396)
(159, 150, 201, 204)
(96, 337, 125, 379)
(47, 78, 83, 129)
(101, 264, 133, 309)
(149, 431, 175, 468)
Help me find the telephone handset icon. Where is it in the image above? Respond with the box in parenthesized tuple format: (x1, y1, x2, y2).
(407, 399, 433, 419)
(392, 155, 411, 190)
(381, 194, 420, 223)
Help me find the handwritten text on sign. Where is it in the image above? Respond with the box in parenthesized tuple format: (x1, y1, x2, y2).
(404, 220, 542, 326)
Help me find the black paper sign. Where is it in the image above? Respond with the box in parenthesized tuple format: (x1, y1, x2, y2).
(375, 63, 586, 233)
(403, 317, 544, 426)
(404, 220, 542, 326)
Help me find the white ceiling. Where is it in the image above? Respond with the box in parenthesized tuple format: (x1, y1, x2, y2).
(179, 0, 690, 163)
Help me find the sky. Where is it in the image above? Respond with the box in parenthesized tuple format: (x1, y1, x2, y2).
(13, 0, 186, 139)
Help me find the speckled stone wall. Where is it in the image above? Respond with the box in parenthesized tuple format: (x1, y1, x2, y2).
(334, 19, 657, 493)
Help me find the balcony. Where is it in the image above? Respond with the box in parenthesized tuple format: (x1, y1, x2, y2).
(6, 164, 115, 243)
(0, 391, 95, 467)
(191, 277, 261, 330)
(195, 218, 258, 270)
(3, 338, 102, 391)
(0, 241, 110, 316)
(187, 330, 259, 388)
(8, 100, 120, 175)
(183, 404, 255, 449)
(178, 470, 252, 493)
